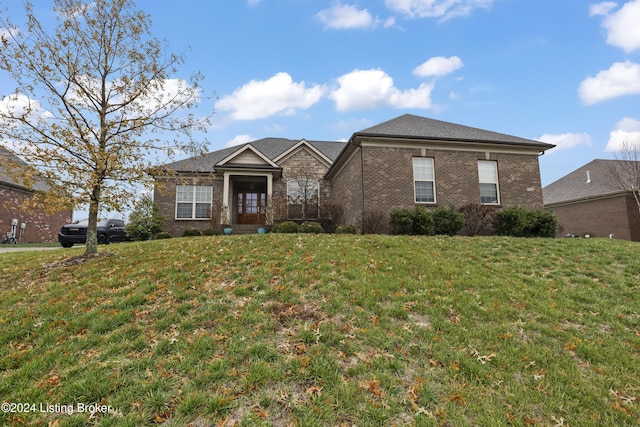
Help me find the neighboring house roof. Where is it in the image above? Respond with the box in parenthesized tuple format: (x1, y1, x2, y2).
(543, 159, 630, 205)
(162, 138, 346, 173)
(0, 145, 50, 192)
(355, 114, 555, 149)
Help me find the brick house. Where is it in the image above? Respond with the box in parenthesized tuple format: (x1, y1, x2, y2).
(543, 159, 640, 241)
(0, 146, 72, 243)
(154, 114, 554, 235)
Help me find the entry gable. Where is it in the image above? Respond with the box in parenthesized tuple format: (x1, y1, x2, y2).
(273, 139, 333, 168)
(216, 144, 279, 168)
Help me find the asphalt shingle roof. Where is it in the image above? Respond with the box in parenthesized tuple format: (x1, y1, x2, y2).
(0, 145, 50, 191)
(542, 159, 629, 205)
(163, 138, 346, 172)
(356, 114, 554, 149)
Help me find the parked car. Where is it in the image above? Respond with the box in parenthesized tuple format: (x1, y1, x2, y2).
(58, 219, 128, 248)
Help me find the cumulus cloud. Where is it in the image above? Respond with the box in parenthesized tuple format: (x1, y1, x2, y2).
(316, 4, 376, 29)
(599, 0, 640, 53)
(225, 134, 255, 148)
(538, 132, 592, 153)
(216, 72, 326, 120)
(329, 69, 434, 111)
(606, 117, 640, 151)
(589, 1, 617, 16)
(385, 0, 494, 21)
(578, 61, 640, 105)
(413, 56, 463, 77)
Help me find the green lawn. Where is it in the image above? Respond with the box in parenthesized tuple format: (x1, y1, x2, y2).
(1, 235, 639, 426)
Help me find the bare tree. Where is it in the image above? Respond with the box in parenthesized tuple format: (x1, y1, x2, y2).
(606, 139, 640, 221)
(0, 0, 210, 255)
(287, 176, 319, 220)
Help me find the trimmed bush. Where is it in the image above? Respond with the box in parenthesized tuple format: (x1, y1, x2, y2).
(300, 221, 324, 233)
(182, 227, 202, 237)
(202, 227, 220, 236)
(273, 221, 300, 233)
(494, 207, 558, 238)
(390, 206, 435, 235)
(335, 224, 357, 234)
(432, 205, 464, 236)
(154, 231, 172, 240)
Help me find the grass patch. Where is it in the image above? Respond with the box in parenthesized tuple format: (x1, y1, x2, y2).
(1, 235, 639, 425)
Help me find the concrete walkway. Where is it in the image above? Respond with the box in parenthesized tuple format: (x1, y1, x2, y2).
(0, 245, 65, 254)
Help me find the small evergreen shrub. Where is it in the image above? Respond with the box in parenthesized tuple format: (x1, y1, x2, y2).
(202, 227, 220, 236)
(494, 207, 558, 237)
(300, 221, 324, 234)
(432, 205, 464, 236)
(273, 221, 300, 233)
(182, 227, 202, 237)
(335, 224, 357, 234)
(154, 231, 172, 240)
(390, 206, 435, 235)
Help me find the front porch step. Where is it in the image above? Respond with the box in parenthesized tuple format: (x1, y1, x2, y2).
(228, 224, 266, 235)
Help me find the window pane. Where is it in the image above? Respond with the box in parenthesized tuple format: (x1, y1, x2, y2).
(176, 203, 193, 219)
(176, 186, 193, 203)
(415, 181, 435, 203)
(478, 161, 497, 183)
(480, 183, 498, 204)
(287, 179, 319, 219)
(196, 186, 212, 203)
(413, 158, 434, 180)
(195, 203, 210, 219)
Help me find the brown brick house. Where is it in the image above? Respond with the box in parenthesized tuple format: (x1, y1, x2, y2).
(0, 146, 72, 243)
(154, 114, 554, 235)
(543, 159, 640, 241)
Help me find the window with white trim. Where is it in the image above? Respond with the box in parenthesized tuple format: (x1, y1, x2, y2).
(413, 157, 435, 203)
(478, 160, 500, 204)
(287, 179, 319, 219)
(176, 185, 212, 219)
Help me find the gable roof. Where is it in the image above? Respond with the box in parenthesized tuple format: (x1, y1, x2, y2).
(543, 159, 630, 205)
(162, 138, 346, 173)
(0, 145, 50, 192)
(355, 114, 555, 149)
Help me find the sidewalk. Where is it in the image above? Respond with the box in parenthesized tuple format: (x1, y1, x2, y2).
(0, 246, 64, 254)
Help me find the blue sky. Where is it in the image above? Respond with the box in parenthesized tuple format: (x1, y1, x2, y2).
(4, 0, 640, 191)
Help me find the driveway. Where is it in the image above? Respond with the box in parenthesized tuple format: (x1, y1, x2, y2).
(0, 246, 64, 254)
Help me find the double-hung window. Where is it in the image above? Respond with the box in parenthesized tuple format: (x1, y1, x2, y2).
(176, 185, 212, 219)
(478, 161, 500, 204)
(287, 179, 319, 220)
(413, 158, 435, 203)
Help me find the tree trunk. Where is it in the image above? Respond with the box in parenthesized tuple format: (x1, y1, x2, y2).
(84, 188, 100, 256)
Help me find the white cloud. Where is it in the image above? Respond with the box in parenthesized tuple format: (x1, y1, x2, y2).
(413, 56, 463, 77)
(606, 117, 640, 151)
(385, 0, 494, 21)
(538, 132, 592, 152)
(329, 69, 434, 111)
(216, 72, 326, 120)
(589, 1, 617, 16)
(578, 61, 640, 105)
(0, 94, 53, 126)
(225, 134, 254, 148)
(316, 5, 375, 30)
(600, 0, 640, 52)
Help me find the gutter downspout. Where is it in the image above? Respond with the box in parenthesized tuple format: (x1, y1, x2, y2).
(360, 143, 366, 235)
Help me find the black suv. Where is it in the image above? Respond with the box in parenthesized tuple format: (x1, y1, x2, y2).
(58, 219, 128, 248)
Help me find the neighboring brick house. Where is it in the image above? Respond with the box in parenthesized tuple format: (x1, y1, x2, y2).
(543, 159, 640, 241)
(154, 114, 554, 235)
(0, 146, 72, 243)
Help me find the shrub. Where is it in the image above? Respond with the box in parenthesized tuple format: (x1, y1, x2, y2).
(335, 224, 357, 234)
(182, 227, 202, 237)
(523, 209, 558, 238)
(359, 210, 387, 234)
(458, 203, 496, 236)
(273, 221, 299, 233)
(202, 227, 220, 236)
(390, 206, 434, 235)
(125, 195, 164, 241)
(494, 207, 558, 237)
(154, 231, 172, 240)
(432, 205, 464, 236)
(299, 221, 324, 233)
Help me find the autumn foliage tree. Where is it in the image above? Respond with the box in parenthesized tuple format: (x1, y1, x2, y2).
(607, 139, 640, 224)
(0, 0, 209, 255)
